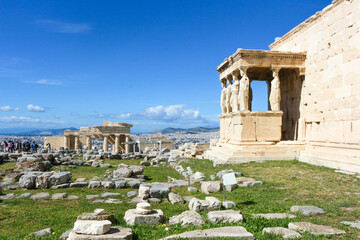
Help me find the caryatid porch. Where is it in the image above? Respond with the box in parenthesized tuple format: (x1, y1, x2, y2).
(205, 49, 307, 165)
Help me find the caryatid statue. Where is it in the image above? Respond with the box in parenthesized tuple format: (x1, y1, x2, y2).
(231, 72, 240, 112)
(270, 67, 281, 111)
(220, 79, 227, 114)
(225, 76, 233, 113)
(239, 66, 250, 111)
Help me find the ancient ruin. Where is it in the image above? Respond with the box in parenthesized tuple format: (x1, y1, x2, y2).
(206, 0, 360, 173)
(45, 121, 133, 153)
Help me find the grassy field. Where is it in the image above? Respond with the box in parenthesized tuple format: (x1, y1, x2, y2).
(0, 159, 360, 239)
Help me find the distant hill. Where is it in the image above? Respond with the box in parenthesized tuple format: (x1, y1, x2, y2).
(0, 127, 78, 136)
(151, 127, 220, 134)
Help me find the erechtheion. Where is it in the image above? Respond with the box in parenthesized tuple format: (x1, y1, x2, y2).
(205, 0, 360, 173)
(45, 121, 133, 153)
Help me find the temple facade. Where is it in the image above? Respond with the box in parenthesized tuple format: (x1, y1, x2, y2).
(205, 0, 360, 173)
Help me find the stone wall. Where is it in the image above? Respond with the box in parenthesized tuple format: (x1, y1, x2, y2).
(270, 0, 360, 172)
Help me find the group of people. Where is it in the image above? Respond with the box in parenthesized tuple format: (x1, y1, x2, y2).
(2, 140, 41, 153)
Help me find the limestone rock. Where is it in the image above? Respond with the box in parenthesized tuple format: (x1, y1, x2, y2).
(341, 220, 360, 229)
(205, 197, 221, 210)
(169, 210, 204, 227)
(160, 226, 254, 239)
(88, 181, 101, 189)
(17, 192, 32, 198)
(241, 181, 263, 187)
(101, 181, 115, 189)
(60, 229, 72, 240)
(189, 198, 209, 212)
(252, 213, 296, 219)
(127, 191, 137, 197)
(31, 192, 50, 200)
(73, 220, 112, 235)
(49, 172, 71, 186)
(68, 227, 132, 240)
(52, 193, 67, 200)
(168, 192, 184, 204)
(216, 170, 242, 179)
(288, 222, 346, 235)
(68, 195, 79, 200)
(113, 168, 132, 178)
(101, 192, 120, 198)
(150, 184, 171, 198)
(0, 193, 16, 199)
(105, 198, 122, 204)
(207, 210, 243, 223)
(138, 185, 150, 199)
(70, 182, 88, 188)
(263, 227, 301, 239)
(19, 174, 36, 189)
(128, 180, 141, 189)
(114, 180, 127, 189)
(223, 200, 236, 209)
(136, 202, 153, 215)
(86, 195, 99, 199)
(35, 172, 52, 189)
(201, 181, 221, 194)
(290, 206, 326, 215)
(29, 228, 54, 237)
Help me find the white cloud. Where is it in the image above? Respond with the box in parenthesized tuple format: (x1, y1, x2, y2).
(0, 106, 21, 112)
(0, 116, 63, 124)
(36, 20, 92, 33)
(144, 105, 200, 121)
(27, 104, 45, 112)
(22, 79, 64, 86)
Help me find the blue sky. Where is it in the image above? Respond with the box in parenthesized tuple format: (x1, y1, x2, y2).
(0, 0, 330, 133)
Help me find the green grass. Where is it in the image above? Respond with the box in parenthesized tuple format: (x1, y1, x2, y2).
(0, 161, 16, 170)
(1, 159, 360, 239)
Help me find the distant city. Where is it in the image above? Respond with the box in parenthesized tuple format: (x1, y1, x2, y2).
(0, 126, 219, 150)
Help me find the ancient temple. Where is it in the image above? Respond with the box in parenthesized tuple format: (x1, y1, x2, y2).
(45, 121, 133, 153)
(206, 0, 360, 173)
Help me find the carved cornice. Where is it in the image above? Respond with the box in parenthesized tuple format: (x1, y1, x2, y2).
(216, 49, 306, 74)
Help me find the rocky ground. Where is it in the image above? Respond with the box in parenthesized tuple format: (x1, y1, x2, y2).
(0, 149, 360, 239)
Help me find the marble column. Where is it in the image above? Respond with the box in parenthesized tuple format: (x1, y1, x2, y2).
(74, 134, 81, 150)
(103, 135, 109, 152)
(125, 135, 130, 153)
(114, 134, 120, 153)
(64, 136, 70, 149)
(86, 135, 92, 150)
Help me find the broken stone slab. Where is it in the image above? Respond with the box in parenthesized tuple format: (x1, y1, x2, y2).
(101, 181, 115, 189)
(49, 172, 72, 186)
(86, 195, 99, 200)
(241, 181, 263, 187)
(73, 220, 112, 235)
(288, 222, 346, 235)
(263, 227, 301, 239)
(52, 183, 69, 189)
(88, 181, 101, 189)
(225, 184, 237, 192)
(150, 184, 171, 198)
(130, 196, 143, 204)
(75, 178, 86, 182)
(101, 192, 121, 198)
(223, 200, 236, 209)
(216, 170, 242, 179)
(236, 177, 256, 184)
(60, 228, 72, 240)
(169, 210, 204, 227)
(148, 198, 161, 204)
(127, 191, 137, 197)
(201, 181, 221, 194)
(70, 182, 88, 188)
(93, 199, 105, 203)
(187, 187, 197, 192)
(68, 195, 79, 200)
(189, 198, 209, 212)
(128, 180, 141, 189)
(206, 197, 221, 210)
(290, 206, 326, 215)
(17, 192, 32, 198)
(0, 193, 16, 199)
(207, 210, 243, 223)
(168, 192, 184, 204)
(113, 168, 133, 178)
(183, 196, 194, 202)
(52, 193, 68, 200)
(138, 185, 150, 200)
(105, 198, 122, 204)
(341, 220, 360, 229)
(160, 226, 254, 239)
(252, 213, 296, 219)
(19, 174, 36, 189)
(68, 226, 132, 240)
(28, 228, 54, 237)
(31, 192, 50, 200)
(114, 180, 127, 189)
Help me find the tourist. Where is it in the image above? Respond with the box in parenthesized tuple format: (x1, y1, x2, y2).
(47, 142, 51, 153)
(3, 141, 7, 152)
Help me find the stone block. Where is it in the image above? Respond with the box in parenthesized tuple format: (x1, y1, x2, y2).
(222, 201, 236, 209)
(30, 192, 50, 200)
(207, 210, 243, 223)
(288, 222, 345, 235)
(124, 209, 164, 226)
(290, 206, 325, 215)
(68, 227, 132, 240)
(205, 197, 221, 210)
(150, 185, 171, 198)
(263, 227, 301, 239)
(73, 220, 111, 235)
(169, 210, 204, 227)
(201, 181, 221, 194)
